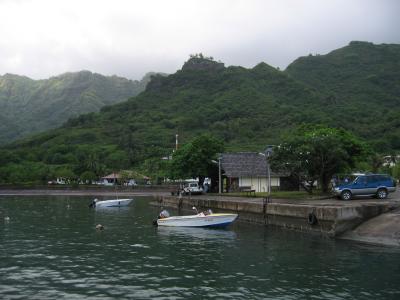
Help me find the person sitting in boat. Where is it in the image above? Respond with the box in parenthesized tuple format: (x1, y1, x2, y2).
(204, 209, 213, 215)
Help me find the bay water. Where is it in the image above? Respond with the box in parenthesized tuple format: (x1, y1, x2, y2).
(1, 196, 399, 299)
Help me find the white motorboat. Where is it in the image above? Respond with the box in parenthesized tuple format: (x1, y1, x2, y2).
(156, 208, 238, 228)
(89, 198, 133, 208)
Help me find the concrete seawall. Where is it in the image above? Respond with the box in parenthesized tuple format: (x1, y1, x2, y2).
(340, 207, 400, 246)
(152, 195, 400, 237)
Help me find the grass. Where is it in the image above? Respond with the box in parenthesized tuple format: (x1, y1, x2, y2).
(226, 190, 332, 200)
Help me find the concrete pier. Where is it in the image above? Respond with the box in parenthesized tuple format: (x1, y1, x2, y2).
(340, 207, 400, 246)
(152, 194, 400, 238)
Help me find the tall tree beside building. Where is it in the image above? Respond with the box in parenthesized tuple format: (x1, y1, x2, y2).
(270, 125, 369, 193)
(169, 134, 224, 188)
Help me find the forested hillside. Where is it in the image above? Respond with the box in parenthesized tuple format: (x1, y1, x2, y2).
(0, 71, 155, 144)
(1, 42, 399, 183)
(285, 41, 400, 151)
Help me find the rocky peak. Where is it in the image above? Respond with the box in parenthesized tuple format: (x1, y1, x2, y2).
(182, 53, 224, 72)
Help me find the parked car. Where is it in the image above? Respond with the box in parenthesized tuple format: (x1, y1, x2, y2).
(333, 174, 397, 200)
(182, 182, 203, 195)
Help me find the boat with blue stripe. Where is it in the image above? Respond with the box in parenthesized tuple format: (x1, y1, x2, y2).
(156, 207, 238, 228)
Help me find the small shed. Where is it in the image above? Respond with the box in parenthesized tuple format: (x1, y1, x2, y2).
(220, 152, 288, 193)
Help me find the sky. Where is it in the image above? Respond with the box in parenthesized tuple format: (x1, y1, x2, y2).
(0, 0, 399, 80)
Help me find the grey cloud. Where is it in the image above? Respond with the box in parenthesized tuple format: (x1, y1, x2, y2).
(0, 0, 398, 80)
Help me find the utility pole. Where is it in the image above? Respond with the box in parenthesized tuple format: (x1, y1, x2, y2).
(218, 157, 222, 194)
(259, 150, 272, 202)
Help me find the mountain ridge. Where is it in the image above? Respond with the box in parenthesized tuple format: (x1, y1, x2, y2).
(0, 70, 160, 144)
(1, 41, 399, 183)
(285, 40, 400, 150)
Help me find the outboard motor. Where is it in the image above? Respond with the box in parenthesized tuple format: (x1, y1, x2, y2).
(159, 210, 170, 219)
(153, 209, 170, 226)
(89, 199, 98, 208)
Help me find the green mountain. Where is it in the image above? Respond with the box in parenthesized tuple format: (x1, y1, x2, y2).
(1, 43, 399, 183)
(0, 71, 154, 144)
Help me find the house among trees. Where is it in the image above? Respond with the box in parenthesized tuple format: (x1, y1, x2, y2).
(220, 152, 295, 192)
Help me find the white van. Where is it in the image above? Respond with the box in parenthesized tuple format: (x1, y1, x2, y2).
(183, 182, 203, 195)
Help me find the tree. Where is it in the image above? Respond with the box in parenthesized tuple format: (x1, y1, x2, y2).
(55, 167, 77, 183)
(80, 171, 97, 184)
(169, 134, 224, 188)
(270, 125, 368, 193)
(105, 150, 129, 170)
(370, 153, 384, 173)
(141, 158, 170, 185)
(392, 164, 400, 181)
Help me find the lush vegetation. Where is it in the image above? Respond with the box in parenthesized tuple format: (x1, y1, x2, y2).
(0, 42, 399, 184)
(286, 41, 400, 152)
(168, 134, 224, 190)
(270, 125, 368, 193)
(0, 71, 155, 144)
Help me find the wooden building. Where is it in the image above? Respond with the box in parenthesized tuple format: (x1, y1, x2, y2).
(220, 152, 293, 192)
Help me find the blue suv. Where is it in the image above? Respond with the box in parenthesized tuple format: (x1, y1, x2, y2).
(333, 174, 397, 200)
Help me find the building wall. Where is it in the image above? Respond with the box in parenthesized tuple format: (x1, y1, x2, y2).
(239, 176, 280, 193)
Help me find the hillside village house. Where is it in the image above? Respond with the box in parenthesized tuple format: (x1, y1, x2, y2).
(220, 152, 293, 192)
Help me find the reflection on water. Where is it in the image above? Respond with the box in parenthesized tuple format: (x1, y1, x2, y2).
(0, 195, 400, 299)
(94, 205, 132, 213)
(157, 226, 237, 241)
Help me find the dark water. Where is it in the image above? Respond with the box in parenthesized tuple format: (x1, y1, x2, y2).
(1, 196, 400, 299)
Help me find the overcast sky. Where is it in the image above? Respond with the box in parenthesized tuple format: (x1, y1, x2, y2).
(0, 0, 399, 80)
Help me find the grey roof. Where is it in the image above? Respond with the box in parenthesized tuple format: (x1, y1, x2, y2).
(220, 152, 280, 178)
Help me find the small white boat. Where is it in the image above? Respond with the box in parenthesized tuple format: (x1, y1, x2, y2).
(156, 208, 238, 228)
(90, 198, 133, 208)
